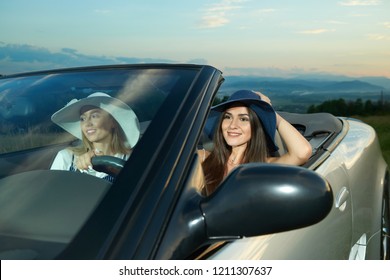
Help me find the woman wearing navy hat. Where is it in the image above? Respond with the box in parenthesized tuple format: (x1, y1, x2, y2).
(200, 90, 312, 195)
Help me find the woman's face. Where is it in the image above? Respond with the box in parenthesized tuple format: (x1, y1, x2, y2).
(221, 106, 252, 148)
(79, 107, 115, 144)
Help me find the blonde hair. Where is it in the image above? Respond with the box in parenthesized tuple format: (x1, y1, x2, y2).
(70, 113, 131, 156)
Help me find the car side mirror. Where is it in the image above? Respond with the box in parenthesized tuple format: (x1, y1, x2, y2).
(201, 163, 333, 239)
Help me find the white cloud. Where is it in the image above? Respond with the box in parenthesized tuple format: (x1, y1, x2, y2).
(198, 0, 246, 29)
(367, 33, 390, 40)
(254, 8, 276, 15)
(383, 22, 390, 29)
(339, 0, 381, 6)
(298, 29, 334, 35)
(200, 15, 230, 28)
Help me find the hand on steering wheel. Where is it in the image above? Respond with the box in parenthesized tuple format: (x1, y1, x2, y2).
(91, 156, 126, 177)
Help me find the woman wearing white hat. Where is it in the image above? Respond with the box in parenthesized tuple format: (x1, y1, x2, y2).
(50, 92, 140, 182)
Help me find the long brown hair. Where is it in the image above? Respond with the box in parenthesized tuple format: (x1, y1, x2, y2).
(201, 105, 269, 195)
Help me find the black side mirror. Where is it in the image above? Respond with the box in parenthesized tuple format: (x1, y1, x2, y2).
(201, 163, 333, 238)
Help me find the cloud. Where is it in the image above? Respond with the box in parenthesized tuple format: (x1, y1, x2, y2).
(197, 0, 245, 29)
(298, 29, 334, 35)
(199, 15, 230, 28)
(186, 58, 208, 64)
(383, 22, 390, 29)
(327, 20, 347, 25)
(0, 43, 176, 75)
(339, 0, 381, 6)
(367, 33, 390, 40)
(254, 8, 276, 15)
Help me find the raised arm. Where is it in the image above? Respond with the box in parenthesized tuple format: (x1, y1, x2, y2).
(270, 113, 312, 165)
(253, 90, 312, 165)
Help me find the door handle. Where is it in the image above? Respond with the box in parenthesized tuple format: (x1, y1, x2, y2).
(335, 186, 349, 211)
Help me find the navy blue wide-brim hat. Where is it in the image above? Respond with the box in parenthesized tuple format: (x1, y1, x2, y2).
(204, 90, 279, 152)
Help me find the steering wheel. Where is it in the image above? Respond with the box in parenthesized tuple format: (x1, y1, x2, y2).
(91, 156, 126, 177)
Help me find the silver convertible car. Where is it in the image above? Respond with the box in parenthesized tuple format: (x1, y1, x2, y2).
(0, 64, 388, 260)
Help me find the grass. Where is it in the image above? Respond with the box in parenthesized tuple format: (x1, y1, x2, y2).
(1, 131, 75, 154)
(354, 115, 390, 167)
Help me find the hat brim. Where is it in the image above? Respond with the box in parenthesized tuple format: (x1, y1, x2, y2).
(51, 94, 140, 148)
(206, 98, 278, 152)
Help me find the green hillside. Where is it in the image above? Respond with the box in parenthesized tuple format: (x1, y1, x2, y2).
(355, 115, 390, 167)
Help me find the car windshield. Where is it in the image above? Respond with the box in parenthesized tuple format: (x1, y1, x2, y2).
(0, 67, 197, 154)
(0, 65, 203, 259)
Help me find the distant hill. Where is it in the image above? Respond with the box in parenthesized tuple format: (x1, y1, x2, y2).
(219, 75, 389, 113)
(290, 73, 390, 89)
(225, 76, 390, 93)
(358, 77, 390, 89)
(221, 75, 387, 96)
(319, 80, 384, 92)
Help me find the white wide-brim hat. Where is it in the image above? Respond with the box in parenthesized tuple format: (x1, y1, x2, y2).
(51, 92, 140, 148)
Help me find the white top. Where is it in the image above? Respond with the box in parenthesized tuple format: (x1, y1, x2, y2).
(50, 149, 129, 182)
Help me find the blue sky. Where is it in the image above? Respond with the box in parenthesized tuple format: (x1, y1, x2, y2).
(1, 0, 390, 77)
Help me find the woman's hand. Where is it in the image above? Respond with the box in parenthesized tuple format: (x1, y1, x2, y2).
(252, 90, 280, 127)
(75, 149, 103, 170)
(252, 90, 271, 105)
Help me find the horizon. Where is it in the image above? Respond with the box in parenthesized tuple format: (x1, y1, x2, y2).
(1, 1, 390, 78)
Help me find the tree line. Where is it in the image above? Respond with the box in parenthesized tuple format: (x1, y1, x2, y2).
(307, 98, 390, 116)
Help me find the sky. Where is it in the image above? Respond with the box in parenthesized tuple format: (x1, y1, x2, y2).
(1, 0, 390, 78)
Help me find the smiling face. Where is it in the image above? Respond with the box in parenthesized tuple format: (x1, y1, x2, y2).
(221, 106, 252, 148)
(79, 106, 115, 145)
